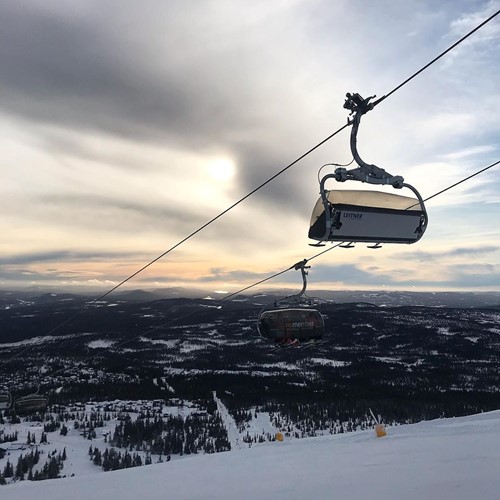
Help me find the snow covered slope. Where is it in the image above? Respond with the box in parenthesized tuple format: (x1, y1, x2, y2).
(3, 410, 500, 500)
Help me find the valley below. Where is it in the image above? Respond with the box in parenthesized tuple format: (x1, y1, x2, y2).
(1, 290, 499, 485)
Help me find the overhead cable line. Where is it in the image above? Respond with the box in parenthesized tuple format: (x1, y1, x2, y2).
(225, 158, 500, 300)
(68, 6, 500, 304)
(15, 156, 500, 384)
(421, 159, 500, 204)
(17, 250, 342, 373)
(89, 123, 350, 305)
(18, 121, 348, 346)
(222, 243, 345, 302)
(28, 122, 348, 344)
(4, 8, 500, 360)
(221, 268, 298, 302)
(372, 8, 500, 108)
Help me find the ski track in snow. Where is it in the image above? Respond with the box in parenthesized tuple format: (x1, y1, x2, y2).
(213, 391, 241, 451)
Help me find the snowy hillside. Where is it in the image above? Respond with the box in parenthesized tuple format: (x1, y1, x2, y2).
(3, 410, 499, 500)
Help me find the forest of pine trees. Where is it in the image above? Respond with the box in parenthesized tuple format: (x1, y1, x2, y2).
(88, 445, 145, 471)
(110, 411, 231, 456)
(0, 431, 18, 444)
(0, 448, 67, 483)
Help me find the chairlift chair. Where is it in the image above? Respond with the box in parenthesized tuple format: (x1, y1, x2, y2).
(309, 189, 426, 244)
(13, 388, 48, 415)
(257, 261, 325, 346)
(0, 392, 12, 411)
(309, 93, 428, 246)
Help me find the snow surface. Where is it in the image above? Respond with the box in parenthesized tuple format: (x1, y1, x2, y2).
(309, 358, 350, 367)
(87, 340, 115, 349)
(2, 410, 499, 500)
(437, 327, 456, 336)
(0, 332, 97, 349)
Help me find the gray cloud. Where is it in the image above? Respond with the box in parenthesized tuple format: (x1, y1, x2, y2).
(308, 263, 393, 286)
(14, 193, 205, 236)
(306, 261, 500, 290)
(0, 1, 299, 149)
(439, 266, 500, 288)
(0, 2, 200, 145)
(35, 193, 302, 251)
(198, 267, 272, 283)
(397, 246, 500, 262)
(0, 1, 345, 221)
(0, 267, 92, 285)
(0, 250, 142, 266)
(3, 0, 496, 218)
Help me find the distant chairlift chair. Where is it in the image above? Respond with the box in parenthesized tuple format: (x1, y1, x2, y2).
(14, 387, 49, 415)
(0, 392, 12, 411)
(257, 260, 325, 346)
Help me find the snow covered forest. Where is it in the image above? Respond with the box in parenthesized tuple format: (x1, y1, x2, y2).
(1, 292, 499, 489)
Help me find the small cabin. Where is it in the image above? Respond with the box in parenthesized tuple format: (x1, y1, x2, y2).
(309, 189, 426, 244)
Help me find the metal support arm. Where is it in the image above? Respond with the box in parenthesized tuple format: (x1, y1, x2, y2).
(336, 93, 404, 188)
(278, 260, 311, 305)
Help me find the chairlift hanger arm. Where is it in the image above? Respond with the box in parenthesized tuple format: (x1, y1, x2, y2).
(281, 260, 310, 303)
(294, 261, 309, 299)
(334, 93, 404, 188)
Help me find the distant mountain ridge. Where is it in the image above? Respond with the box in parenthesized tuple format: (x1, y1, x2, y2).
(1, 288, 499, 308)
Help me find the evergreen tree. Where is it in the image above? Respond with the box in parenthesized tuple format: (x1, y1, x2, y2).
(93, 448, 102, 466)
(15, 457, 24, 480)
(133, 454, 142, 467)
(3, 460, 14, 478)
(47, 457, 60, 479)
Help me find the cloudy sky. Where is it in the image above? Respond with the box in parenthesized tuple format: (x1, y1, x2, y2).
(1, 0, 500, 294)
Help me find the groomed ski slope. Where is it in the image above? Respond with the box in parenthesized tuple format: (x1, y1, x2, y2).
(3, 410, 500, 500)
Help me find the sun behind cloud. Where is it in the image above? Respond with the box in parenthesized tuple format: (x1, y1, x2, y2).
(205, 157, 236, 182)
